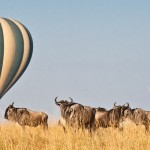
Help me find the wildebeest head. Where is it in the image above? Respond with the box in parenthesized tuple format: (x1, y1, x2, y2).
(123, 107, 146, 126)
(55, 97, 74, 106)
(121, 103, 133, 119)
(113, 102, 122, 109)
(113, 102, 131, 117)
(55, 97, 77, 118)
(4, 102, 17, 121)
(112, 102, 122, 118)
(112, 102, 122, 116)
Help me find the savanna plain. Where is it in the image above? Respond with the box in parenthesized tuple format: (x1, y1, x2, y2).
(0, 121, 150, 150)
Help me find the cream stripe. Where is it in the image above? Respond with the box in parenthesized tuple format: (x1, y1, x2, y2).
(0, 18, 15, 93)
(2, 19, 31, 94)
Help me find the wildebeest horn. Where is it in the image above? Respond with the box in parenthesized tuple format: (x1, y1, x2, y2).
(114, 102, 117, 107)
(123, 102, 129, 107)
(9, 102, 14, 108)
(126, 102, 129, 107)
(55, 97, 58, 104)
(69, 97, 73, 103)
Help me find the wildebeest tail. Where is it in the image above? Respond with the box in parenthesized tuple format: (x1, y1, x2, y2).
(43, 113, 48, 123)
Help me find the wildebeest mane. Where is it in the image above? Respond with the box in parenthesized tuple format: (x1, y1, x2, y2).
(96, 107, 107, 111)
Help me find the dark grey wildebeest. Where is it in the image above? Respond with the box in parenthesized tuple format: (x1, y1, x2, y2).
(55, 97, 95, 133)
(94, 102, 129, 130)
(4, 102, 48, 130)
(123, 106, 150, 132)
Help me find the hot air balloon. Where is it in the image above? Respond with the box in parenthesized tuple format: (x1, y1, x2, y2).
(0, 18, 33, 99)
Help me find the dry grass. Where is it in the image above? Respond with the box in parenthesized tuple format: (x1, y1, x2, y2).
(0, 121, 150, 150)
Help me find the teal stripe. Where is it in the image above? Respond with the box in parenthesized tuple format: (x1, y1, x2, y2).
(1, 21, 33, 98)
(1, 18, 24, 94)
(0, 23, 4, 79)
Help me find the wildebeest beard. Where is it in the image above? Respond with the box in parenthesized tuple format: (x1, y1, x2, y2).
(4, 107, 9, 119)
(60, 104, 75, 119)
(61, 105, 71, 119)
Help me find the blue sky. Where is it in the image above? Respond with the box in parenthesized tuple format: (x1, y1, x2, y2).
(0, 1, 150, 119)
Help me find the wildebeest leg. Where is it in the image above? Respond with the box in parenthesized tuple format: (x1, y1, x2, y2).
(96, 121, 100, 129)
(58, 120, 66, 133)
(43, 123, 48, 130)
(91, 121, 97, 133)
(142, 118, 149, 133)
(118, 120, 124, 131)
(89, 122, 93, 134)
(144, 121, 149, 133)
(84, 123, 92, 135)
(42, 115, 48, 130)
(145, 125, 149, 133)
(22, 125, 25, 130)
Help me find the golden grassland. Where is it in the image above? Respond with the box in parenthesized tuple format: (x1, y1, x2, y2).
(0, 121, 150, 150)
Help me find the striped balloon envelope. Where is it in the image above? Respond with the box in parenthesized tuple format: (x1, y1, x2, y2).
(0, 18, 33, 99)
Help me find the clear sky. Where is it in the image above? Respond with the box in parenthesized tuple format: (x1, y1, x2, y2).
(0, 0, 150, 120)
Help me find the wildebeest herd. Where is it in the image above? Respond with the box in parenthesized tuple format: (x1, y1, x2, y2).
(4, 97, 150, 133)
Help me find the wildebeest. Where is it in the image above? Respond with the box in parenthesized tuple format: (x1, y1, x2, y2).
(123, 106, 150, 132)
(4, 102, 48, 130)
(94, 107, 108, 128)
(55, 97, 95, 133)
(94, 102, 127, 130)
